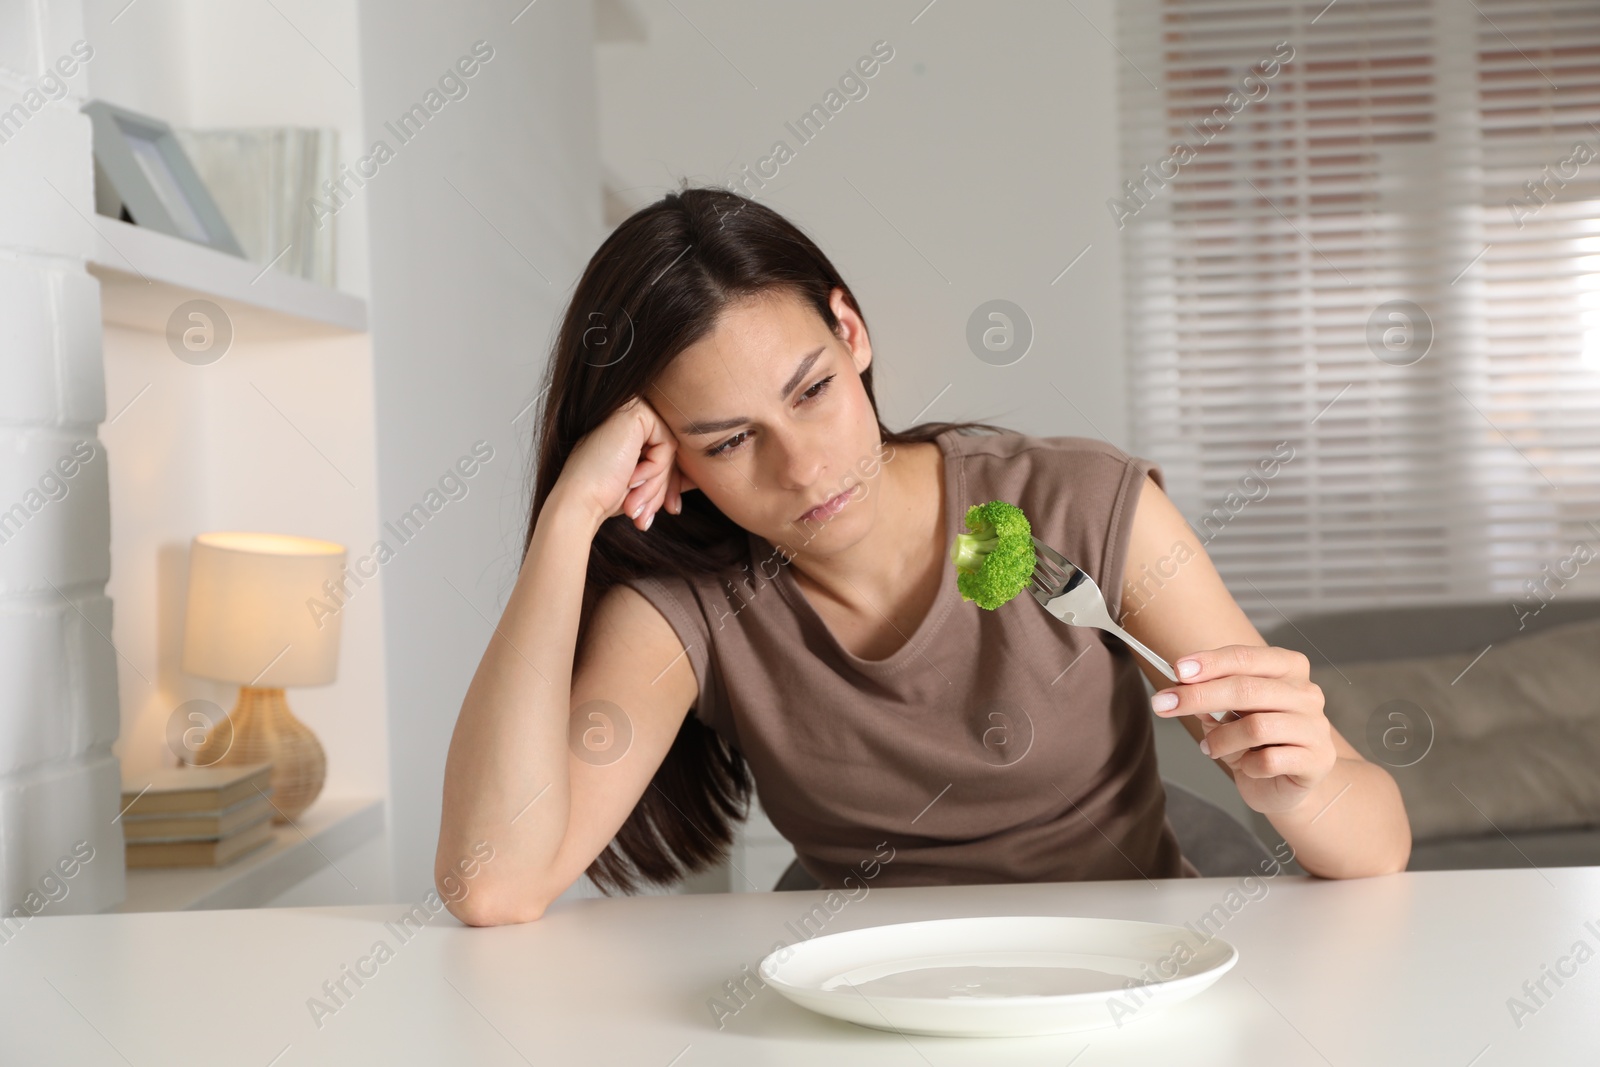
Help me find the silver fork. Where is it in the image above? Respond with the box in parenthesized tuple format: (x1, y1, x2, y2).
(1030, 536, 1234, 722)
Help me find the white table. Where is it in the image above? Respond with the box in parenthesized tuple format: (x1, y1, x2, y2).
(3, 867, 1597, 1064)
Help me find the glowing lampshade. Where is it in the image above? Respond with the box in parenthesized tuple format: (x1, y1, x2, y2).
(182, 531, 346, 685)
(181, 531, 347, 822)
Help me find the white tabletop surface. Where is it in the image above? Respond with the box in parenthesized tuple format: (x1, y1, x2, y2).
(4, 866, 1598, 1065)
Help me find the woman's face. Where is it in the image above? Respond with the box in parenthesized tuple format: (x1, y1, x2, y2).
(646, 286, 891, 558)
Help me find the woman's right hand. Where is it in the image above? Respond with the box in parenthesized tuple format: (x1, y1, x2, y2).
(552, 397, 688, 533)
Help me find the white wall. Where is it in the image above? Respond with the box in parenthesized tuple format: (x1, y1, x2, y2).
(357, 0, 607, 900)
(595, 0, 1130, 442)
(0, 0, 124, 915)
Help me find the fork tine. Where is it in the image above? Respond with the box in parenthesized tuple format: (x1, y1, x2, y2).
(1031, 566, 1057, 592)
(1037, 543, 1090, 592)
(1030, 536, 1076, 572)
(1030, 536, 1096, 605)
(1030, 555, 1055, 580)
(1033, 559, 1064, 589)
(1030, 537, 1068, 588)
(1032, 564, 1068, 598)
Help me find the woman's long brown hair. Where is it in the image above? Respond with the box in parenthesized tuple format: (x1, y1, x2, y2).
(525, 183, 994, 893)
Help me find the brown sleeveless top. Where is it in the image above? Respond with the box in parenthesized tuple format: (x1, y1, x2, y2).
(626, 429, 1201, 888)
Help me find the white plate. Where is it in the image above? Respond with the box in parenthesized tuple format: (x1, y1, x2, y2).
(758, 915, 1237, 1037)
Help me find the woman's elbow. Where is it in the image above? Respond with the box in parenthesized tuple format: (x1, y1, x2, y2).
(1380, 827, 1413, 876)
(438, 874, 553, 927)
(1299, 828, 1412, 880)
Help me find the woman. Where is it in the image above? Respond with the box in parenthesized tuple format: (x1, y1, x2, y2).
(436, 187, 1411, 925)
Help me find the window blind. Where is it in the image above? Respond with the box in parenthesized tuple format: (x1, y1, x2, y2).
(1116, 0, 1600, 635)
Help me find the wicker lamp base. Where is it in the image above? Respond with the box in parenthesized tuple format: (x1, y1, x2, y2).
(194, 686, 326, 823)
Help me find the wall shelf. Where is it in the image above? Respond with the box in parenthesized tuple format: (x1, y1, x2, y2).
(110, 795, 384, 912)
(88, 215, 368, 340)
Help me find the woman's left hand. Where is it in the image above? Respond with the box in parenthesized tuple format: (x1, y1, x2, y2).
(1151, 645, 1336, 815)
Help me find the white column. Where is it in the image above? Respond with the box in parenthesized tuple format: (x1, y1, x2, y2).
(0, 0, 125, 919)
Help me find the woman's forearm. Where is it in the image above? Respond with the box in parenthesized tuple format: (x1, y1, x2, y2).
(435, 490, 598, 917)
(1265, 757, 1411, 878)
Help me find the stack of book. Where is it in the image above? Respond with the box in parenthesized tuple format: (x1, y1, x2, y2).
(120, 763, 277, 868)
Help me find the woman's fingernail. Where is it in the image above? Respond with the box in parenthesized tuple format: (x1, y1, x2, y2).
(631, 502, 645, 519)
(1199, 738, 1211, 756)
(629, 478, 647, 490)
(1177, 659, 1200, 679)
(643, 510, 655, 530)
(1151, 692, 1178, 713)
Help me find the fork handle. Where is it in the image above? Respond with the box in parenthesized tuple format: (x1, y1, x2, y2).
(1100, 620, 1232, 723)
(1102, 621, 1175, 682)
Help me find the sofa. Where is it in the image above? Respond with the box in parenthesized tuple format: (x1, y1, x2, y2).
(1255, 596, 1600, 872)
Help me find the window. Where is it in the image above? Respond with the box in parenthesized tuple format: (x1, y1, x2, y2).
(1117, 0, 1600, 632)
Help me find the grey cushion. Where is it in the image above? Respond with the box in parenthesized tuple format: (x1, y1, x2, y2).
(1305, 615, 1600, 841)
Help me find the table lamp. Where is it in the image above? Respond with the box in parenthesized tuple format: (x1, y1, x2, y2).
(181, 531, 347, 823)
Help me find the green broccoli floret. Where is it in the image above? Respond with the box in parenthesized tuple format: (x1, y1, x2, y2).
(949, 500, 1036, 610)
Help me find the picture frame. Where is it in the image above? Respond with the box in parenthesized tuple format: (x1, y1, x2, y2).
(82, 99, 245, 257)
